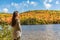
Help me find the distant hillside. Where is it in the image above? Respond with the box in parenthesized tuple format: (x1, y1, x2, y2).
(0, 10, 60, 25)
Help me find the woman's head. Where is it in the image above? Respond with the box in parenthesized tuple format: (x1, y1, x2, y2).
(13, 11, 19, 18)
(11, 11, 19, 26)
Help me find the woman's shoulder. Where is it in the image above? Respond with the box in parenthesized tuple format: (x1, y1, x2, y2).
(16, 19, 20, 23)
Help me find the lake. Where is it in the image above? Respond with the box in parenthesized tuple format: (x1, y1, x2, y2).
(0, 24, 60, 40)
(21, 24, 60, 40)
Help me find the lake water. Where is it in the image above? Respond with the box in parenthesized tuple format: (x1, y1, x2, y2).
(21, 24, 60, 40)
(0, 24, 60, 40)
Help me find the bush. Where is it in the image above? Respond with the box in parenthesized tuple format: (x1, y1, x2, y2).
(0, 24, 12, 40)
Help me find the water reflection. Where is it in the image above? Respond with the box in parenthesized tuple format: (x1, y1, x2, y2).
(22, 25, 46, 31)
(22, 24, 60, 40)
(0, 24, 60, 40)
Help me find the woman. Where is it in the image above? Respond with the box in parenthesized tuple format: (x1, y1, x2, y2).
(11, 11, 22, 40)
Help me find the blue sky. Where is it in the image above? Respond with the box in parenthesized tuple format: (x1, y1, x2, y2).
(0, 0, 60, 13)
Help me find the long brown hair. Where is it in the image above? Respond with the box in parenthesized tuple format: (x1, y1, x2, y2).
(11, 11, 19, 26)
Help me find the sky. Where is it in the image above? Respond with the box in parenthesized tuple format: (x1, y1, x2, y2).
(0, 0, 60, 13)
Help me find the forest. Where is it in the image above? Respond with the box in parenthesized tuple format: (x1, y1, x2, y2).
(0, 10, 60, 25)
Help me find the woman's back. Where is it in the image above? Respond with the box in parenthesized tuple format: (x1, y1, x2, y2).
(11, 11, 22, 40)
(13, 19, 21, 31)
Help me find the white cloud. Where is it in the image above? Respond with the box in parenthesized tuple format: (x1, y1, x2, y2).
(30, 1, 37, 5)
(0, 9, 1, 11)
(44, 0, 52, 9)
(27, 0, 30, 4)
(27, 0, 37, 6)
(24, 3, 28, 7)
(11, 0, 37, 8)
(56, 1, 60, 4)
(11, 2, 14, 6)
(3, 8, 8, 13)
(10, 0, 38, 12)
(11, 2, 28, 8)
(44, 3, 51, 9)
(30, 1, 37, 6)
(30, 1, 36, 4)
(49, 0, 52, 2)
(11, 2, 19, 7)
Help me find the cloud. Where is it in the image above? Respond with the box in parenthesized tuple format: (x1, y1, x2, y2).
(3, 8, 8, 13)
(30, 1, 36, 4)
(11, 2, 19, 7)
(44, 0, 52, 9)
(26, 0, 37, 6)
(20, 1, 28, 8)
(0, 9, 1, 12)
(49, 0, 52, 2)
(11, 0, 37, 9)
(56, 1, 60, 4)
(44, 3, 51, 9)
(30, 1, 37, 6)
(10, 0, 38, 12)
(27, 0, 30, 4)
(11, 2, 28, 8)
